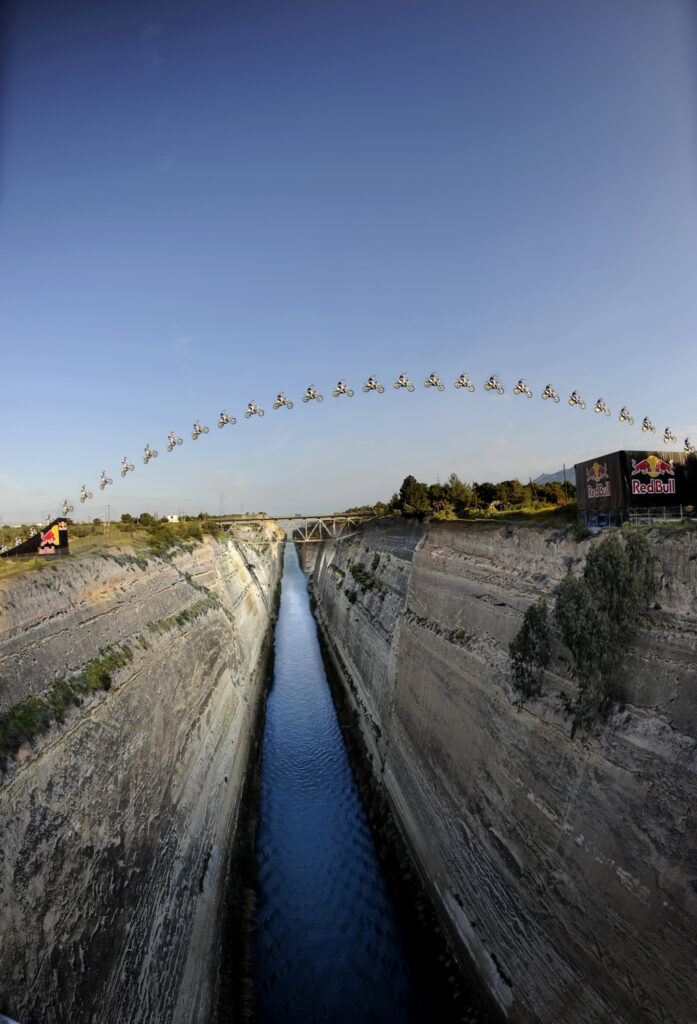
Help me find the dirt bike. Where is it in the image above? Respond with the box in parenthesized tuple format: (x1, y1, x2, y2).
(513, 379, 532, 398)
(302, 388, 323, 403)
(484, 376, 504, 394)
(594, 399, 611, 416)
(664, 428, 676, 445)
(167, 435, 183, 451)
(393, 377, 415, 392)
(192, 424, 209, 439)
(618, 408, 634, 426)
(642, 418, 656, 435)
(273, 397, 294, 409)
(332, 384, 354, 397)
(119, 464, 133, 478)
(568, 391, 586, 409)
(424, 376, 445, 391)
(244, 404, 265, 418)
(454, 375, 475, 392)
(362, 379, 385, 393)
(541, 384, 560, 403)
(80, 488, 93, 503)
(143, 445, 158, 464)
(218, 413, 236, 428)
(684, 438, 695, 455)
(102, 473, 116, 487)
(62, 500, 74, 515)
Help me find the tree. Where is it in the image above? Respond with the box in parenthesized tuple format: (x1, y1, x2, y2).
(398, 475, 431, 514)
(121, 513, 134, 524)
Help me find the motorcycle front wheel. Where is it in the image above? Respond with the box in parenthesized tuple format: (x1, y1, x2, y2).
(437, 384, 444, 391)
(332, 389, 340, 397)
(393, 381, 400, 389)
(273, 402, 280, 409)
(203, 426, 209, 433)
(167, 445, 173, 452)
(143, 457, 149, 464)
(316, 394, 323, 402)
(407, 383, 414, 392)
(363, 385, 370, 392)
(120, 471, 126, 478)
(258, 409, 265, 416)
(467, 384, 474, 392)
(286, 401, 293, 409)
(347, 389, 354, 397)
(484, 383, 491, 391)
(628, 416, 634, 425)
(192, 432, 199, 438)
(526, 390, 532, 398)
(553, 395, 560, 403)
(218, 421, 225, 428)
(377, 386, 384, 393)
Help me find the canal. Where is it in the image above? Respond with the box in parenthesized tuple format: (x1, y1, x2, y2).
(253, 543, 420, 1021)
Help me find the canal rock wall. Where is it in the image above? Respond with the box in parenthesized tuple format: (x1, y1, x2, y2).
(0, 530, 283, 1024)
(308, 519, 697, 1024)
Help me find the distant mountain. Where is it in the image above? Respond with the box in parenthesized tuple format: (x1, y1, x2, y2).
(533, 469, 570, 485)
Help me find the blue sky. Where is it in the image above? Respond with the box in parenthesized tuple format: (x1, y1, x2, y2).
(1, 0, 696, 522)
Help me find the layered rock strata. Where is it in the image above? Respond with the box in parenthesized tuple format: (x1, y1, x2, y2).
(0, 532, 283, 1024)
(309, 519, 697, 1024)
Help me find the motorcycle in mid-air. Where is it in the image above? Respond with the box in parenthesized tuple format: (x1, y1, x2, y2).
(393, 373, 415, 392)
(568, 390, 586, 409)
(143, 443, 158, 464)
(424, 372, 445, 392)
(541, 383, 560, 403)
(454, 373, 475, 392)
(273, 393, 294, 409)
(101, 470, 115, 488)
(484, 374, 504, 394)
(642, 417, 656, 435)
(664, 427, 677, 445)
(218, 410, 236, 428)
(513, 378, 533, 398)
(192, 420, 210, 439)
(302, 385, 323, 403)
(62, 499, 74, 515)
(594, 398, 611, 417)
(684, 437, 695, 455)
(119, 460, 134, 478)
(332, 380, 354, 397)
(618, 407, 634, 426)
(80, 485, 93, 503)
(244, 401, 265, 418)
(363, 376, 385, 393)
(167, 432, 183, 451)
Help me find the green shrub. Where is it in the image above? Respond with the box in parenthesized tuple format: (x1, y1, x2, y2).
(509, 599, 551, 699)
(555, 533, 656, 733)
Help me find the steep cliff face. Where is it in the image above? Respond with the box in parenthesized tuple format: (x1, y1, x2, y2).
(310, 520, 697, 1024)
(0, 532, 283, 1024)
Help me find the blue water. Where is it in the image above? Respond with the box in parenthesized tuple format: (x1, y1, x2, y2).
(253, 545, 420, 1022)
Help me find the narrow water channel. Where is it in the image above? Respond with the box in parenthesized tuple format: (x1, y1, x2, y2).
(253, 544, 421, 1022)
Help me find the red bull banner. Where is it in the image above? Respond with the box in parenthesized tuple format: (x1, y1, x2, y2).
(575, 450, 697, 513)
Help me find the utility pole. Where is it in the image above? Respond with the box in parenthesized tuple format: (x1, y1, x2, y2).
(563, 464, 568, 505)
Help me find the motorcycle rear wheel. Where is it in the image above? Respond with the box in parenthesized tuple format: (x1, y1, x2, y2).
(393, 381, 400, 389)
(332, 389, 340, 397)
(273, 402, 280, 409)
(553, 395, 560, 403)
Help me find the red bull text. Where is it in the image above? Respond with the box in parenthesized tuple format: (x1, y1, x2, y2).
(631, 455, 675, 496)
(586, 461, 610, 499)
